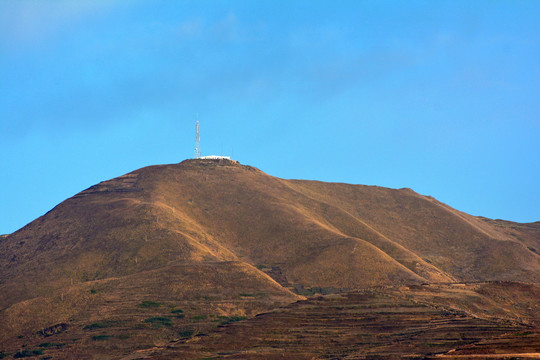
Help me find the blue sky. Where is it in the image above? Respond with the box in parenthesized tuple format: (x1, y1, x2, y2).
(1, 0, 539, 234)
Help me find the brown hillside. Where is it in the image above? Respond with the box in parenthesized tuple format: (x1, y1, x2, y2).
(143, 283, 540, 360)
(0, 158, 538, 358)
(1, 159, 539, 306)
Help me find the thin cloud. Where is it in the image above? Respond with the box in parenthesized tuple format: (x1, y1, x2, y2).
(178, 18, 204, 39)
(0, 0, 127, 50)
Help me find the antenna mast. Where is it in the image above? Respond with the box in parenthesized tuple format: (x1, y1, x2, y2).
(195, 113, 201, 158)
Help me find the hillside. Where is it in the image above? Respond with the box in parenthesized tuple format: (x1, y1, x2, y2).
(0, 158, 538, 358)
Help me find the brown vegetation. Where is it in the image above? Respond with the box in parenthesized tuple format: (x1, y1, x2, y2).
(0, 159, 538, 358)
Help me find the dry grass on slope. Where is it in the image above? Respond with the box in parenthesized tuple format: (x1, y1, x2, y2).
(0, 159, 538, 359)
(3, 158, 537, 312)
(141, 284, 538, 360)
(284, 179, 540, 283)
(138, 160, 432, 288)
(0, 261, 300, 358)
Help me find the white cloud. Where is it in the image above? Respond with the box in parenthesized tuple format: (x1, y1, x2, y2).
(0, 0, 128, 50)
(178, 18, 203, 38)
(212, 12, 238, 42)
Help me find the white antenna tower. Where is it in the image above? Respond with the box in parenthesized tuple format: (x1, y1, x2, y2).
(194, 113, 201, 158)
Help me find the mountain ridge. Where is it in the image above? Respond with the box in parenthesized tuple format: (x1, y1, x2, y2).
(1, 158, 538, 306)
(0, 158, 538, 358)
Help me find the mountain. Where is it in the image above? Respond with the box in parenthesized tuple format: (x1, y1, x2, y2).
(0, 158, 538, 358)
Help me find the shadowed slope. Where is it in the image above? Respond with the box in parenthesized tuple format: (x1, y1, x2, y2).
(0, 261, 301, 354)
(136, 283, 540, 360)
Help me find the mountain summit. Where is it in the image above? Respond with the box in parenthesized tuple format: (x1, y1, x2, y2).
(1, 158, 538, 358)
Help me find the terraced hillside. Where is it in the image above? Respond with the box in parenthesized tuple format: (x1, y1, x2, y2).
(125, 283, 540, 359)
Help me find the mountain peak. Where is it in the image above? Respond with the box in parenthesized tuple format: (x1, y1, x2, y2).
(0, 160, 538, 357)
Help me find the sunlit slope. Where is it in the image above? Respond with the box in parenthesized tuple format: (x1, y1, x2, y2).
(1, 159, 538, 310)
(285, 179, 540, 282)
(139, 159, 539, 286)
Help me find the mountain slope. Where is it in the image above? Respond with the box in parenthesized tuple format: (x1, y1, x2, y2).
(1, 159, 539, 308)
(0, 159, 539, 358)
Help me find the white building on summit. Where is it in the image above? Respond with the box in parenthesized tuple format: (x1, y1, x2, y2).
(198, 155, 231, 160)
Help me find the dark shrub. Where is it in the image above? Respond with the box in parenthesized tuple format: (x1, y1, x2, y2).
(83, 322, 111, 330)
(178, 329, 195, 338)
(144, 317, 172, 327)
(138, 300, 162, 308)
(14, 349, 43, 358)
(92, 335, 111, 341)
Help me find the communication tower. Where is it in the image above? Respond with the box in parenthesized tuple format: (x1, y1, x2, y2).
(195, 113, 201, 158)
